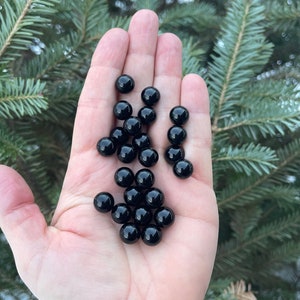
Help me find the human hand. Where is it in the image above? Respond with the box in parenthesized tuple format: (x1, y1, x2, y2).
(0, 10, 218, 300)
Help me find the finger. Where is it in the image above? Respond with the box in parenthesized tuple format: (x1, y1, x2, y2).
(121, 9, 159, 113)
(0, 165, 48, 275)
(71, 28, 129, 154)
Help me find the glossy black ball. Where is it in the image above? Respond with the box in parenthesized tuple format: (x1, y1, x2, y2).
(170, 106, 189, 126)
(124, 186, 143, 207)
(113, 101, 133, 120)
(123, 117, 142, 136)
(96, 137, 116, 156)
(94, 192, 114, 213)
(111, 203, 132, 224)
(119, 223, 140, 244)
(167, 125, 187, 145)
(138, 148, 159, 167)
(138, 106, 156, 125)
(141, 86, 160, 106)
(145, 188, 164, 208)
(134, 206, 153, 226)
(173, 159, 193, 179)
(154, 207, 175, 228)
(165, 145, 185, 164)
(141, 224, 162, 246)
(117, 144, 137, 163)
(132, 133, 151, 150)
(115, 74, 135, 93)
(110, 127, 129, 145)
(114, 167, 134, 187)
(135, 168, 155, 189)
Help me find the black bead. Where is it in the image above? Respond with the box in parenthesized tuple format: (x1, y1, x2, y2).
(145, 188, 164, 208)
(132, 133, 151, 150)
(123, 117, 142, 136)
(170, 106, 189, 126)
(111, 203, 132, 224)
(115, 74, 135, 93)
(119, 223, 140, 244)
(138, 148, 159, 167)
(141, 224, 162, 246)
(94, 192, 114, 213)
(135, 168, 155, 189)
(154, 207, 175, 228)
(138, 106, 156, 125)
(167, 125, 187, 145)
(117, 144, 137, 163)
(114, 167, 134, 187)
(141, 87, 160, 106)
(165, 145, 185, 164)
(110, 127, 129, 145)
(113, 101, 133, 120)
(134, 206, 153, 226)
(173, 159, 193, 179)
(124, 186, 143, 207)
(96, 137, 116, 156)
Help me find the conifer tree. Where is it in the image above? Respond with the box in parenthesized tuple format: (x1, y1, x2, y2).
(0, 0, 300, 298)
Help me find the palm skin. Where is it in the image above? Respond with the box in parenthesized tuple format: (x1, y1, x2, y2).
(0, 10, 218, 300)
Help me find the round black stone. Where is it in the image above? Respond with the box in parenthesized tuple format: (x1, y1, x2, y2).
(124, 186, 143, 207)
(117, 144, 137, 163)
(141, 87, 160, 106)
(165, 145, 185, 164)
(119, 223, 140, 244)
(111, 203, 132, 224)
(170, 106, 189, 126)
(123, 117, 142, 136)
(96, 137, 116, 156)
(114, 167, 134, 187)
(134, 206, 153, 226)
(138, 106, 156, 125)
(141, 224, 162, 246)
(144, 188, 164, 208)
(94, 192, 114, 213)
(115, 74, 135, 93)
(154, 207, 175, 228)
(173, 159, 193, 179)
(167, 125, 187, 145)
(113, 101, 133, 120)
(138, 148, 159, 167)
(110, 127, 129, 145)
(135, 168, 155, 189)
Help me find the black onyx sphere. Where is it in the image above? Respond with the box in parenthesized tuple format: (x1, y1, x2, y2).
(134, 206, 153, 226)
(173, 159, 193, 179)
(115, 74, 135, 93)
(145, 188, 164, 208)
(135, 169, 155, 189)
(141, 87, 160, 106)
(119, 223, 140, 244)
(117, 144, 137, 163)
(111, 203, 132, 224)
(138, 106, 156, 125)
(138, 148, 159, 167)
(94, 192, 114, 213)
(124, 186, 143, 207)
(167, 125, 187, 145)
(96, 137, 116, 156)
(132, 133, 151, 150)
(170, 106, 189, 126)
(113, 101, 133, 120)
(114, 167, 134, 187)
(165, 145, 185, 164)
(141, 224, 162, 246)
(154, 207, 175, 228)
(123, 117, 142, 136)
(110, 127, 129, 145)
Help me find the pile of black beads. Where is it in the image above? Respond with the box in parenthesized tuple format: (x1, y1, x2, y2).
(94, 74, 193, 246)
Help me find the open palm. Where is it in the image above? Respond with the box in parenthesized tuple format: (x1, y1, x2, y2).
(0, 10, 218, 300)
